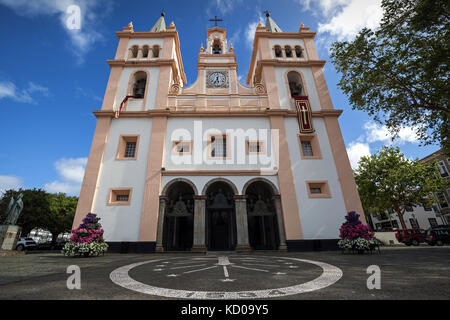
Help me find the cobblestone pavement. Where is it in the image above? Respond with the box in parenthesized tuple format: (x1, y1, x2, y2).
(0, 246, 449, 300)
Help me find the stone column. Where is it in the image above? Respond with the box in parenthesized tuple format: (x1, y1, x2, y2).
(234, 195, 251, 252)
(137, 47, 143, 59)
(192, 195, 207, 252)
(273, 195, 287, 251)
(155, 196, 168, 252)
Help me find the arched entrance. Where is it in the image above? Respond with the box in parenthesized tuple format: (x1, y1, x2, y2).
(204, 180, 237, 251)
(162, 181, 195, 251)
(245, 180, 280, 250)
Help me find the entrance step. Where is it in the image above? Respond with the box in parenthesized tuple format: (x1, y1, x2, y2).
(206, 251, 237, 256)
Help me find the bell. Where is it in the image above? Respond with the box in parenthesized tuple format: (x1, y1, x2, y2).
(135, 87, 145, 98)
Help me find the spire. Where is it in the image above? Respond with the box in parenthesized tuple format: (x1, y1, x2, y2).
(264, 11, 282, 33)
(150, 11, 166, 32)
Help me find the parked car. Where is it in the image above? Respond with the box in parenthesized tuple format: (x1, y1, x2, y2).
(15, 237, 37, 251)
(425, 226, 450, 246)
(395, 229, 426, 246)
(36, 240, 68, 250)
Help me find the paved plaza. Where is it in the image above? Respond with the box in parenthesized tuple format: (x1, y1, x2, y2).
(0, 246, 449, 300)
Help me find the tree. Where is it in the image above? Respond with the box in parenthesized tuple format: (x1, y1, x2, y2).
(355, 146, 449, 229)
(47, 193, 78, 244)
(0, 189, 77, 241)
(330, 0, 450, 155)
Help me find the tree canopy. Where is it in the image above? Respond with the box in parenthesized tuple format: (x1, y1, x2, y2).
(0, 189, 77, 241)
(354, 146, 449, 229)
(330, 0, 449, 154)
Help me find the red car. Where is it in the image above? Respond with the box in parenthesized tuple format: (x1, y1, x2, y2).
(395, 229, 426, 246)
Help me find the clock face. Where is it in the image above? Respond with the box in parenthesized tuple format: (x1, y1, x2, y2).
(209, 72, 226, 87)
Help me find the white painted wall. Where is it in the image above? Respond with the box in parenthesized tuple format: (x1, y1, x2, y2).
(114, 67, 160, 111)
(284, 117, 347, 239)
(92, 118, 153, 241)
(164, 117, 277, 172)
(371, 207, 443, 230)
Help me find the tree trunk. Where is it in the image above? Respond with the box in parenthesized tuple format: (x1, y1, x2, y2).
(50, 231, 58, 246)
(396, 210, 407, 230)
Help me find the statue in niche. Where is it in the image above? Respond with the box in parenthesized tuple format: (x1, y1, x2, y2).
(170, 195, 190, 217)
(249, 194, 274, 216)
(209, 188, 232, 209)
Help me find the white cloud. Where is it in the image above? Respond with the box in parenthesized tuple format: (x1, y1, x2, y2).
(364, 121, 419, 145)
(299, 0, 350, 17)
(55, 158, 87, 183)
(44, 157, 87, 196)
(75, 87, 102, 102)
(229, 28, 242, 47)
(208, 0, 243, 15)
(44, 180, 83, 195)
(0, 0, 108, 63)
(0, 175, 24, 194)
(0, 81, 49, 104)
(245, 14, 264, 47)
(346, 120, 420, 169)
(346, 142, 371, 169)
(318, 0, 382, 41)
(298, 0, 383, 42)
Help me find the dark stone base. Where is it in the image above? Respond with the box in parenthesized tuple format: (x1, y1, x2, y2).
(106, 240, 338, 253)
(286, 239, 339, 252)
(107, 241, 156, 253)
(191, 245, 207, 253)
(235, 244, 252, 252)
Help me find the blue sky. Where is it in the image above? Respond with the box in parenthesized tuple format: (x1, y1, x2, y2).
(0, 0, 439, 196)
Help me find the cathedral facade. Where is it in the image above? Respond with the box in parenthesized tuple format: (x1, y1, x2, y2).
(73, 12, 365, 252)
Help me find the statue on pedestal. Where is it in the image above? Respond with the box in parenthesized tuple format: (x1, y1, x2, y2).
(3, 193, 24, 225)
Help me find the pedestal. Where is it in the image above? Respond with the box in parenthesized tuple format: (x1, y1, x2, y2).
(0, 225, 21, 251)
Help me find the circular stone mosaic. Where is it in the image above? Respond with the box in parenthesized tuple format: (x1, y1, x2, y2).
(109, 255, 343, 299)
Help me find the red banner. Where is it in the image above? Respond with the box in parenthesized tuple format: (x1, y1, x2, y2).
(294, 96, 314, 133)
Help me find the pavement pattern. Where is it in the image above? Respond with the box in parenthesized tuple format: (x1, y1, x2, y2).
(0, 246, 449, 300)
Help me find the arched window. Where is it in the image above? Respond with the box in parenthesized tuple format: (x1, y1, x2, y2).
(285, 46, 292, 57)
(132, 71, 147, 98)
(287, 71, 304, 98)
(142, 45, 149, 58)
(131, 45, 138, 58)
(274, 45, 282, 57)
(295, 46, 303, 58)
(152, 46, 160, 58)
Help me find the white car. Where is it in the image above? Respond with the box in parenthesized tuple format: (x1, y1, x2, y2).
(15, 237, 37, 251)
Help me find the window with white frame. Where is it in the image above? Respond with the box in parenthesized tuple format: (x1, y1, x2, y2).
(438, 161, 449, 177)
(428, 218, 438, 227)
(436, 193, 449, 208)
(409, 218, 419, 229)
